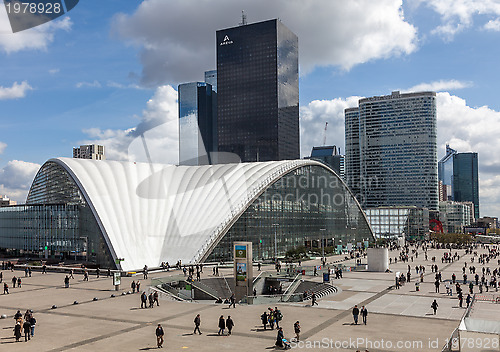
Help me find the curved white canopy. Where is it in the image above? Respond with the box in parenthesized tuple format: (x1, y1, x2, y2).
(50, 158, 320, 271)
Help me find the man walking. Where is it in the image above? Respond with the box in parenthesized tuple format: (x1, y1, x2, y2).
(141, 292, 147, 308)
(352, 305, 360, 324)
(294, 321, 300, 341)
(155, 324, 164, 348)
(311, 292, 318, 306)
(23, 319, 31, 341)
(226, 316, 234, 335)
(131, 280, 136, 294)
(193, 314, 202, 335)
(29, 315, 36, 337)
(229, 293, 236, 308)
(360, 306, 368, 325)
(431, 299, 439, 315)
(218, 315, 225, 335)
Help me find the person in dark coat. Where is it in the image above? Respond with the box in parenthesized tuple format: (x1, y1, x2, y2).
(141, 292, 147, 308)
(352, 305, 360, 324)
(261, 311, 268, 330)
(155, 324, 164, 348)
(218, 315, 225, 335)
(431, 299, 439, 314)
(193, 314, 202, 334)
(226, 316, 234, 335)
(14, 321, 22, 342)
(275, 327, 284, 348)
(23, 320, 31, 341)
(360, 306, 368, 325)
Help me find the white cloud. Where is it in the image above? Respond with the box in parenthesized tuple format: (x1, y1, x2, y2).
(405, 79, 472, 93)
(112, 0, 417, 86)
(76, 80, 102, 88)
(48, 68, 60, 74)
(484, 18, 500, 31)
(0, 4, 71, 53)
(107, 81, 144, 90)
(0, 81, 32, 100)
(81, 85, 179, 164)
(416, 0, 500, 38)
(0, 142, 6, 154)
(0, 160, 40, 202)
(299, 96, 362, 158)
(299, 92, 500, 217)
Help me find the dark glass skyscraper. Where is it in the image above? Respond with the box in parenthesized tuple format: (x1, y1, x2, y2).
(178, 82, 217, 165)
(453, 152, 479, 219)
(216, 19, 299, 162)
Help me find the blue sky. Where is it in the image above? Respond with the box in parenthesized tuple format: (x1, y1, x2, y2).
(0, 0, 499, 217)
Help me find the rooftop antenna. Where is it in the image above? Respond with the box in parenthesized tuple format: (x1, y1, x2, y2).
(239, 10, 247, 26)
(322, 122, 328, 146)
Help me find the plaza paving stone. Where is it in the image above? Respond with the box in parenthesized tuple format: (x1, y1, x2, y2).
(0, 245, 493, 351)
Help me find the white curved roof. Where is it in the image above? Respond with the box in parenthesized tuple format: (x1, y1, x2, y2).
(50, 157, 320, 271)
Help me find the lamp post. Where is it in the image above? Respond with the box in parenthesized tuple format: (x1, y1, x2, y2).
(272, 223, 279, 262)
(319, 228, 326, 261)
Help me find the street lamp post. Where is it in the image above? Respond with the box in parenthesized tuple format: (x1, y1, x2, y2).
(272, 223, 279, 262)
(320, 228, 326, 261)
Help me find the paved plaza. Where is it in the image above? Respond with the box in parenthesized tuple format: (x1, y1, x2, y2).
(0, 246, 493, 351)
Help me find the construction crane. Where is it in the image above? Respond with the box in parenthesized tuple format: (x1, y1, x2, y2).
(322, 122, 328, 146)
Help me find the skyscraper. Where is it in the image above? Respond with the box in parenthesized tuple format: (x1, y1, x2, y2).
(438, 144, 457, 201)
(345, 91, 438, 210)
(216, 19, 299, 162)
(345, 107, 361, 198)
(453, 152, 479, 219)
(307, 145, 345, 179)
(178, 82, 217, 165)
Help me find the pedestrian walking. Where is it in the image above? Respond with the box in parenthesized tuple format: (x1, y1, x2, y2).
(17, 277, 21, 288)
(311, 292, 318, 306)
(141, 292, 147, 308)
(360, 306, 368, 325)
(69, 269, 74, 279)
(154, 291, 159, 306)
(218, 315, 225, 335)
(64, 275, 70, 288)
(261, 311, 268, 330)
(3, 282, 8, 294)
(352, 305, 359, 324)
(229, 293, 236, 308)
(155, 324, 164, 348)
(431, 299, 438, 314)
(12, 276, 16, 288)
(96, 267, 100, 278)
(294, 321, 300, 341)
(14, 321, 22, 342)
(466, 294, 471, 308)
(193, 314, 202, 335)
(23, 319, 31, 341)
(29, 315, 36, 337)
(226, 316, 234, 335)
(131, 280, 136, 293)
(275, 327, 285, 349)
(136, 280, 141, 293)
(274, 307, 282, 329)
(148, 292, 154, 308)
(143, 265, 148, 279)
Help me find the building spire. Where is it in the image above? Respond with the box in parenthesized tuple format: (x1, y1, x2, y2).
(239, 10, 247, 26)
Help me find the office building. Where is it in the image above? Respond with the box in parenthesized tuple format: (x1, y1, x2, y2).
(73, 144, 105, 160)
(439, 201, 474, 233)
(204, 70, 217, 92)
(178, 82, 217, 165)
(306, 146, 345, 179)
(0, 195, 17, 207)
(365, 206, 429, 240)
(345, 107, 361, 198)
(345, 91, 438, 210)
(216, 19, 299, 162)
(0, 157, 373, 270)
(438, 144, 457, 201)
(453, 152, 479, 219)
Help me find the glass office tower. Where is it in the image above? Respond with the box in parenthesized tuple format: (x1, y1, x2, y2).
(216, 19, 299, 162)
(178, 82, 217, 165)
(345, 107, 361, 200)
(453, 152, 479, 219)
(438, 145, 457, 201)
(346, 91, 438, 211)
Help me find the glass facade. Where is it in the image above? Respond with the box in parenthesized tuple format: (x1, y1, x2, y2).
(345, 107, 361, 201)
(216, 19, 299, 162)
(346, 92, 438, 210)
(208, 165, 373, 262)
(438, 145, 457, 201)
(453, 153, 479, 219)
(439, 201, 474, 233)
(178, 82, 217, 165)
(365, 206, 429, 240)
(15, 161, 116, 267)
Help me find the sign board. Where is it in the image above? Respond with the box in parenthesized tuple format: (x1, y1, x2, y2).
(323, 272, 330, 283)
(113, 272, 121, 286)
(233, 242, 253, 302)
(236, 262, 247, 282)
(235, 245, 247, 258)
